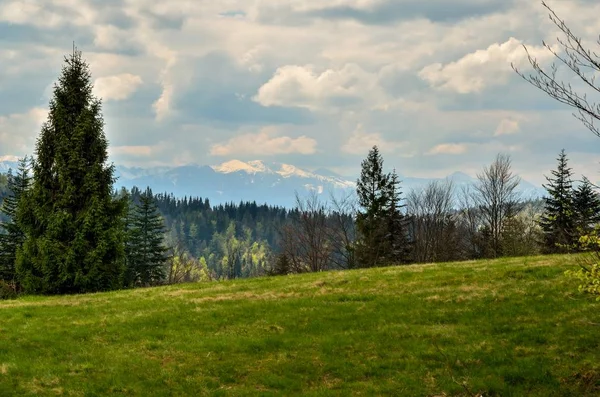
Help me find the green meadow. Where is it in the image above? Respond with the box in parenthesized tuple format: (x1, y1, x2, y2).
(0, 254, 599, 396)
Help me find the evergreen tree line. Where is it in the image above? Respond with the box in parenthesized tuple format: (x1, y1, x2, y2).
(274, 147, 600, 274)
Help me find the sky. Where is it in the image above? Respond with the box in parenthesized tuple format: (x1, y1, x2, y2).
(0, 0, 599, 185)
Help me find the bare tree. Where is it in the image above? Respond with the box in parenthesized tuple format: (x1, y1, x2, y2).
(406, 180, 456, 263)
(279, 191, 332, 273)
(474, 154, 522, 258)
(456, 185, 485, 259)
(512, 1, 600, 136)
(327, 191, 358, 270)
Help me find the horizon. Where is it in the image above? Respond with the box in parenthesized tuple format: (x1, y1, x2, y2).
(1, 1, 599, 186)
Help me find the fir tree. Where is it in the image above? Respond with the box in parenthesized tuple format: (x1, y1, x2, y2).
(355, 146, 392, 267)
(0, 157, 32, 283)
(126, 188, 169, 286)
(16, 47, 127, 294)
(540, 149, 576, 253)
(573, 176, 600, 236)
(383, 169, 411, 264)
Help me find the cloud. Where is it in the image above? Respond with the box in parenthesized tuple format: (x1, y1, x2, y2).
(94, 74, 143, 101)
(1, 0, 600, 188)
(302, 0, 512, 25)
(494, 118, 520, 136)
(418, 37, 554, 93)
(110, 145, 153, 157)
(210, 127, 317, 156)
(426, 143, 468, 155)
(0, 107, 47, 155)
(341, 125, 407, 155)
(254, 63, 387, 111)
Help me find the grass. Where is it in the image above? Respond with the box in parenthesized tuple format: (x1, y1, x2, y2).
(1, 254, 599, 396)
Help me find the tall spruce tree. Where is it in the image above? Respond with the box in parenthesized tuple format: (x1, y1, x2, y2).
(540, 149, 576, 253)
(573, 176, 600, 236)
(355, 146, 393, 267)
(125, 188, 169, 286)
(384, 169, 411, 263)
(0, 157, 32, 283)
(16, 47, 127, 294)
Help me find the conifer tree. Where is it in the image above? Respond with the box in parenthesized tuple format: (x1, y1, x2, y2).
(355, 146, 392, 267)
(125, 188, 169, 286)
(16, 47, 127, 294)
(0, 157, 32, 283)
(573, 176, 600, 236)
(384, 170, 411, 263)
(540, 149, 576, 253)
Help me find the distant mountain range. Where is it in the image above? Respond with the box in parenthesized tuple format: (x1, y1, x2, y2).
(0, 159, 548, 207)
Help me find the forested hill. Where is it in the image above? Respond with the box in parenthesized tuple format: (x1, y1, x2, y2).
(129, 187, 294, 279)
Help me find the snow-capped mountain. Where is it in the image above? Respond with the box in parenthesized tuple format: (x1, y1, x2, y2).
(0, 158, 548, 207)
(110, 160, 356, 207)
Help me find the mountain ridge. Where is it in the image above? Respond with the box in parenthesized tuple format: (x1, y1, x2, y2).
(0, 159, 547, 207)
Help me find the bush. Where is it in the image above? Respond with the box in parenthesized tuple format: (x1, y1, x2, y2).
(0, 280, 18, 300)
(566, 229, 600, 300)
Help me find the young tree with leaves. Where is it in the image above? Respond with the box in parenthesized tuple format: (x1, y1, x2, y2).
(0, 157, 32, 283)
(16, 47, 127, 294)
(540, 150, 576, 253)
(125, 188, 169, 287)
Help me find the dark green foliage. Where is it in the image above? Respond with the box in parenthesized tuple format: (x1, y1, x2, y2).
(16, 48, 127, 294)
(383, 170, 411, 263)
(540, 150, 576, 253)
(124, 188, 169, 287)
(0, 157, 32, 283)
(355, 146, 409, 267)
(270, 253, 291, 276)
(573, 176, 600, 236)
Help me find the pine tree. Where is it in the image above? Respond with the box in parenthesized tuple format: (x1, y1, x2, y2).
(383, 169, 411, 264)
(355, 146, 392, 267)
(126, 188, 169, 286)
(540, 149, 576, 253)
(573, 176, 600, 236)
(16, 47, 127, 294)
(0, 157, 32, 283)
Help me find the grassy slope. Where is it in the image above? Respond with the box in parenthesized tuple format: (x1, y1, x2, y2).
(0, 254, 599, 396)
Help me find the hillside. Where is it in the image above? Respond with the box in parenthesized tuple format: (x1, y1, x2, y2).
(1, 254, 599, 396)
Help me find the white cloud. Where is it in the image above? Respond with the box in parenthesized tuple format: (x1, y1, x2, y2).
(110, 145, 153, 157)
(426, 143, 468, 155)
(210, 127, 317, 156)
(341, 125, 407, 155)
(94, 74, 143, 101)
(254, 63, 387, 111)
(494, 118, 520, 136)
(0, 107, 48, 155)
(418, 37, 555, 93)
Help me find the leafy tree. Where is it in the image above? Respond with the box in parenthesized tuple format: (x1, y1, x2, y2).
(573, 176, 600, 236)
(540, 150, 576, 253)
(16, 47, 127, 294)
(0, 157, 32, 283)
(355, 146, 395, 267)
(126, 188, 169, 286)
